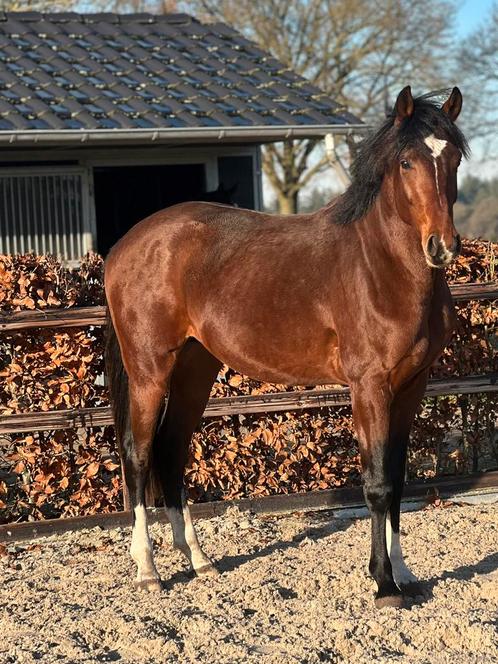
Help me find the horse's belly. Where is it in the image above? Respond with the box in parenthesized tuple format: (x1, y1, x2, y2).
(211, 349, 345, 386)
(193, 320, 346, 387)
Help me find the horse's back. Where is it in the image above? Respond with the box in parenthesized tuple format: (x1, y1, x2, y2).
(104, 201, 279, 321)
(107, 202, 254, 272)
(105, 200, 324, 285)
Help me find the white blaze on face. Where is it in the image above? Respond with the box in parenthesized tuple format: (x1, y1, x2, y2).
(385, 513, 418, 588)
(424, 134, 448, 200)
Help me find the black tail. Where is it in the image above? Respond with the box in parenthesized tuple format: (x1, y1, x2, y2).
(105, 309, 130, 454)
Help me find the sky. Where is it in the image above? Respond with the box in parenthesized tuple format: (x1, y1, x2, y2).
(286, 0, 498, 209)
(454, 0, 497, 181)
(455, 0, 495, 37)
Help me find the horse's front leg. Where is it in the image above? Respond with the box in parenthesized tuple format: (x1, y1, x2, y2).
(351, 379, 403, 608)
(387, 370, 429, 596)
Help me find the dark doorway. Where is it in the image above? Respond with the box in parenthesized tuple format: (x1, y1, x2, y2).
(94, 163, 205, 255)
(218, 155, 255, 209)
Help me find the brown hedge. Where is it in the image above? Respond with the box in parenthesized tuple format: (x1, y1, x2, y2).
(0, 239, 496, 522)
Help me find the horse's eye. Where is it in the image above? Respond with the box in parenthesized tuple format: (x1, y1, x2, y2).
(400, 159, 411, 170)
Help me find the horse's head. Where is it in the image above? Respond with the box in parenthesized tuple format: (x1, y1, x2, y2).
(390, 86, 468, 268)
(201, 182, 238, 205)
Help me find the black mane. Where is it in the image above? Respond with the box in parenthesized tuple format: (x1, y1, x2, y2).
(330, 96, 470, 225)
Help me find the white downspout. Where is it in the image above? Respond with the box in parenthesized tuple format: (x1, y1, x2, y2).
(324, 133, 351, 189)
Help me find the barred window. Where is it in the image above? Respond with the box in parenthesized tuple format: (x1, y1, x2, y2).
(0, 168, 93, 261)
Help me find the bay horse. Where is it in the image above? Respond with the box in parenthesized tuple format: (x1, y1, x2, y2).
(105, 86, 468, 608)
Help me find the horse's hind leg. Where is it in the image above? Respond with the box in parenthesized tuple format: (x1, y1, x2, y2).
(153, 339, 222, 576)
(125, 354, 177, 592)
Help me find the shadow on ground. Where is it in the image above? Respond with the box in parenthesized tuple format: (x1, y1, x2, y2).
(427, 551, 498, 589)
(161, 510, 498, 609)
(216, 513, 354, 575)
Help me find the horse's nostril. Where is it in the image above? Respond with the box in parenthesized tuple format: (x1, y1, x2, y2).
(427, 234, 440, 257)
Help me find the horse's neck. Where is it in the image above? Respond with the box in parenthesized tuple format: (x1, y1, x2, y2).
(354, 200, 435, 296)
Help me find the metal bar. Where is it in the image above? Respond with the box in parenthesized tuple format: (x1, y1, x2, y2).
(6, 176, 13, 253)
(60, 176, 68, 260)
(38, 175, 46, 255)
(9, 177, 17, 254)
(54, 174, 62, 257)
(0, 180, 6, 254)
(0, 375, 495, 435)
(47, 175, 55, 256)
(1, 470, 497, 543)
(70, 175, 81, 259)
(63, 175, 71, 259)
(24, 178, 31, 253)
(7, 177, 15, 253)
(0, 282, 495, 332)
(29, 176, 38, 255)
(15, 176, 22, 254)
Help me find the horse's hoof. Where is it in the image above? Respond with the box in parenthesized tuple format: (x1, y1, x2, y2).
(134, 578, 162, 592)
(375, 594, 405, 609)
(195, 563, 220, 577)
(399, 581, 425, 598)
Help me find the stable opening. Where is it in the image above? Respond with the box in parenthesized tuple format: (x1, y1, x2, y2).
(93, 163, 206, 256)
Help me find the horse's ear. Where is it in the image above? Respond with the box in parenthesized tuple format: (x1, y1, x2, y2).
(394, 86, 414, 126)
(442, 87, 462, 122)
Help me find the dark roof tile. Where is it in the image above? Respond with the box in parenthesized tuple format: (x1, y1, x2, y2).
(0, 12, 361, 136)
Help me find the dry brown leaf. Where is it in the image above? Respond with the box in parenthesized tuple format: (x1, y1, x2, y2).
(85, 462, 100, 478)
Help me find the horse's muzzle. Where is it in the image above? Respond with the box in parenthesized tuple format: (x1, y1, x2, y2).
(425, 233, 461, 268)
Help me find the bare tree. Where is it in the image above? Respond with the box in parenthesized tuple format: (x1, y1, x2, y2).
(457, 4, 498, 152)
(0, 0, 76, 8)
(180, 0, 456, 212)
(41, 0, 179, 12)
(94, 0, 177, 12)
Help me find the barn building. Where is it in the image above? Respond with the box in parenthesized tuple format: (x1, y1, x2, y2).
(0, 12, 362, 262)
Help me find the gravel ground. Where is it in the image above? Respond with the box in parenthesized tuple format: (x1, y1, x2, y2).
(1, 503, 497, 664)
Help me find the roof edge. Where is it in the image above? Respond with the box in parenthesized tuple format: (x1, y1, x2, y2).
(0, 11, 195, 25)
(0, 124, 369, 147)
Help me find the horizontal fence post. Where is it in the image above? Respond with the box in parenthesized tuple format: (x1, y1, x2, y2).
(0, 375, 496, 436)
(0, 305, 107, 331)
(2, 469, 498, 543)
(0, 282, 496, 332)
